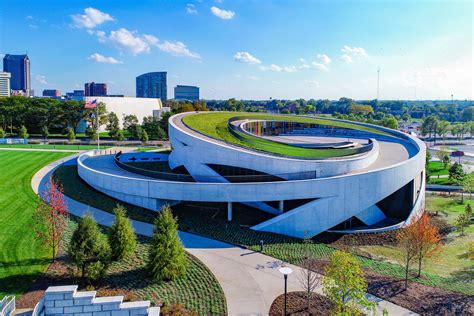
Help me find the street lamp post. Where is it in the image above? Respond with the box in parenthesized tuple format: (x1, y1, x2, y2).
(279, 267, 293, 316)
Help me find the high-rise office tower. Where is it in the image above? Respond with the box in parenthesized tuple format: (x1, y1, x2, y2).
(84, 82, 107, 96)
(136, 72, 167, 100)
(0, 72, 11, 97)
(42, 89, 60, 97)
(174, 85, 199, 101)
(3, 54, 30, 96)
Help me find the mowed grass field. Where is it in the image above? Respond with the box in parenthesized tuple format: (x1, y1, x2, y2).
(0, 150, 72, 297)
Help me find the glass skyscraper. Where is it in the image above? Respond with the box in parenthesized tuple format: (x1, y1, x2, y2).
(84, 82, 107, 96)
(174, 85, 199, 101)
(3, 54, 30, 96)
(136, 72, 167, 100)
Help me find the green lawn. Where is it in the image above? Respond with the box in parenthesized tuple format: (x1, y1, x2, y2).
(0, 144, 109, 150)
(357, 194, 473, 279)
(428, 161, 449, 176)
(182, 112, 392, 158)
(0, 150, 72, 297)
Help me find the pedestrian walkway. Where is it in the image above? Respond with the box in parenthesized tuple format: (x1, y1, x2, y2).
(31, 155, 417, 315)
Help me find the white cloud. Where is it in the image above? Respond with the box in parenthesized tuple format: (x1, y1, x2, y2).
(35, 75, 48, 85)
(211, 6, 235, 19)
(312, 62, 328, 71)
(156, 41, 200, 59)
(299, 64, 310, 69)
(71, 7, 114, 29)
(234, 52, 261, 64)
(25, 15, 33, 20)
(341, 45, 367, 57)
(94, 28, 200, 58)
(88, 53, 122, 64)
(298, 58, 306, 63)
(186, 4, 198, 14)
(96, 28, 150, 54)
(305, 80, 320, 87)
(316, 54, 331, 65)
(28, 24, 38, 29)
(259, 64, 297, 73)
(341, 54, 353, 63)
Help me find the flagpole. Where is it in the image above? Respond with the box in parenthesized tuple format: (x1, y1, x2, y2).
(96, 103, 100, 152)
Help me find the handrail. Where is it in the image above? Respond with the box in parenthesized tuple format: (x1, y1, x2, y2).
(113, 152, 325, 182)
(227, 117, 374, 159)
(0, 296, 15, 316)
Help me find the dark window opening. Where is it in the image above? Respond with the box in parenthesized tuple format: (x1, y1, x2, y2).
(206, 164, 285, 183)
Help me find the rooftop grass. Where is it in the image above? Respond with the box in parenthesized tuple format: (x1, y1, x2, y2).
(182, 112, 391, 158)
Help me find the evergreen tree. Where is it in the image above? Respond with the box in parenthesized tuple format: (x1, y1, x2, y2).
(141, 129, 149, 142)
(148, 206, 187, 281)
(109, 205, 137, 261)
(0, 127, 5, 138)
(68, 213, 111, 280)
(106, 112, 120, 138)
(116, 129, 125, 141)
(18, 125, 28, 139)
(66, 128, 76, 142)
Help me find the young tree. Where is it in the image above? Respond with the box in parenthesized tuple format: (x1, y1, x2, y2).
(66, 128, 76, 143)
(436, 146, 450, 167)
(148, 206, 187, 281)
(33, 177, 69, 262)
(413, 214, 441, 277)
(449, 162, 466, 202)
(141, 129, 149, 143)
(85, 126, 98, 141)
(18, 125, 28, 139)
(463, 176, 474, 200)
(106, 112, 120, 138)
(116, 128, 125, 141)
(322, 250, 374, 315)
(465, 203, 473, 219)
(397, 222, 419, 289)
(41, 125, 49, 140)
(68, 213, 111, 280)
(455, 213, 470, 236)
(108, 205, 137, 261)
(298, 240, 321, 312)
(0, 127, 5, 138)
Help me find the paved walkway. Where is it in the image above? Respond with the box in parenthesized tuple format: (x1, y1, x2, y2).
(31, 155, 417, 315)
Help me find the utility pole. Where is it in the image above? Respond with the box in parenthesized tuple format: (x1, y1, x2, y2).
(376, 67, 380, 100)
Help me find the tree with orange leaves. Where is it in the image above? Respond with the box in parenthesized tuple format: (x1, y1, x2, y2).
(413, 213, 441, 277)
(34, 177, 69, 262)
(397, 212, 442, 288)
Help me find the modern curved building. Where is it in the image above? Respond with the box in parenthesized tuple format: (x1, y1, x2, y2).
(77, 112, 426, 238)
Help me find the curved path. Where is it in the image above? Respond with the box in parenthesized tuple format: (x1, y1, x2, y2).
(32, 155, 416, 316)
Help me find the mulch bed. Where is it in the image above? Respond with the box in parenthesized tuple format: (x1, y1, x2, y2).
(302, 259, 473, 315)
(269, 291, 333, 316)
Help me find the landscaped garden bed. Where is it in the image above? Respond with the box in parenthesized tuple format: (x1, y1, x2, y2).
(269, 291, 333, 316)
(16, 218, 227, 315)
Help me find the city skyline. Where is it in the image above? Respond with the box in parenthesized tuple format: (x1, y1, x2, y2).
(0, 0, 472, 100)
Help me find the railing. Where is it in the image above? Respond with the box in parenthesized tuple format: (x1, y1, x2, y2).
(0, 296, 15, 316)
(113, 152, 322, 182)
(227, 117, 374, 159)
(32, 298, 44, 316)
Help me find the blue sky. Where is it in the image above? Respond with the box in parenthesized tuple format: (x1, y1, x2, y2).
(0, 0, 472, 100)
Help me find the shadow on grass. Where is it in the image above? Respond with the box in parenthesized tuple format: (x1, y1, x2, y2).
(0, 258, 51, 268)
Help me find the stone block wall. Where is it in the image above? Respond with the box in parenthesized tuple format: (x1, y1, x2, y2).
(39, 285, 160, 316)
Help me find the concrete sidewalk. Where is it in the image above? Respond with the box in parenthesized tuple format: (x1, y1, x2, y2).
(31, 155, 417, 316)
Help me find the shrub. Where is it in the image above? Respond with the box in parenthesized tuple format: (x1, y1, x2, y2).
(18, 125, 28, 139)
(68, 213, 111, 280)
(109, 205, 137, 261)
(66, 128, 76, 142)
(148, 206, 187, 281)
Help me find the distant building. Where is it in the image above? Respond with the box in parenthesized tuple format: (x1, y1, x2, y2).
(0, 72, 11, 97)
(78, 96, 164, 132)
(66, 90, 85, 101)
(174, 85, 199, 101)
(3, 54, 31, 96)
(136, 72, 167, 100)
(43, 89, 60, 97)
(84, 82, 107, 96)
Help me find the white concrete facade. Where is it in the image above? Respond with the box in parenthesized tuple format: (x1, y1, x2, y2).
(84, 96, 163, 131)
(77, 112, 426, 238)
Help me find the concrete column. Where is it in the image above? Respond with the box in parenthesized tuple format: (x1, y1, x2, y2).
(227, 202, 232, 221)
(279, 200, 284, 213)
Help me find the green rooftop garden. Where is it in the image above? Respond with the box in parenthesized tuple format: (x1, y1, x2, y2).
(182, 112, 391, 158)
